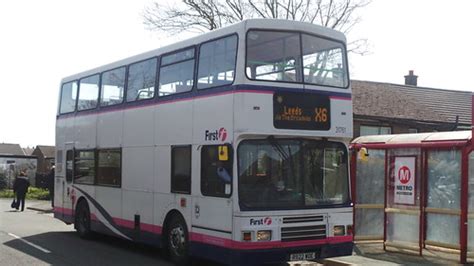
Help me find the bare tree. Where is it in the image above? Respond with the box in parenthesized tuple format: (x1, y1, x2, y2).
(143, 0, 371, 55)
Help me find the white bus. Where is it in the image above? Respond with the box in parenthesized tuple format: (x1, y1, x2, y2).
(54, 19, 353, 265)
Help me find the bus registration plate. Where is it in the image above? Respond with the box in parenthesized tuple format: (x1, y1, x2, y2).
(290, 252, 316, 261)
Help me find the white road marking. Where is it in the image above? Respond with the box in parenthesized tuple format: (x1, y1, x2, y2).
(7, 233, 51, 254)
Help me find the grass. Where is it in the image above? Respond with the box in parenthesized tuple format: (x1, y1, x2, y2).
(0, 187, 51, 200)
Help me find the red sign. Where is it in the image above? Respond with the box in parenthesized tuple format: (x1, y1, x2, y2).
(398, 166, 411, 184)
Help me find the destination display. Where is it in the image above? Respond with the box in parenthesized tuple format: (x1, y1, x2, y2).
(273, 92, 331, 130)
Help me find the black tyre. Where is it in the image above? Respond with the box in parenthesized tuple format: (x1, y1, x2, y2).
(75, 200, 93, 239)
(166, 215, 190, 265)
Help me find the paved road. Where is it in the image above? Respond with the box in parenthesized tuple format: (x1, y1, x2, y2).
(1, 198, 461, 266)
(0, 199, 175, 266)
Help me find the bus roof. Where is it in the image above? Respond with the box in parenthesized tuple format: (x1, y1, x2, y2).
(61, 19, 346, 83)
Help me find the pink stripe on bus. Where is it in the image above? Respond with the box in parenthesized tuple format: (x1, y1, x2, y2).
(55, 207, 352, 250)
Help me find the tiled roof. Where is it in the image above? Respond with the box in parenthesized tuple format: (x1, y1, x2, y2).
(36, 145, 55, 158)
(352, 80, 472, 126)
(0, 143, 26, 156)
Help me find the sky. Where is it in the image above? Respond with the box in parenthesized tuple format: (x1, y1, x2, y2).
(0, 0, 472, 148)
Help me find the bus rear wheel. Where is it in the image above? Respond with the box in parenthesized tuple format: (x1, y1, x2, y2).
(75, 200, 93, 239)
(166, 215, 189, 265)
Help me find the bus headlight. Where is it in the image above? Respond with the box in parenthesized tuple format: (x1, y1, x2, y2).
(257, 230, 272, 241)
(333, 225, 345, 236)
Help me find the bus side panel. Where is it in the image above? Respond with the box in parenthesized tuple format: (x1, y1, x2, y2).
(121, 146, 155, 239)
(97, 111, 123, 148)
(123, 106, 155, 147)
(54, 119, 67, 220)
(190, 94, 234, 261)
(234, 93, 272, 134)
(155, 100, 193, 146)
(75, 115, 97, 149)
(94, 186, 122, 230)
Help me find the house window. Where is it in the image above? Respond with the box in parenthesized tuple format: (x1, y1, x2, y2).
(360, 125, 391, 136)
(171, 146, 191, 194)
(408, 128, 418, 134)
(201, 145, 233, 198)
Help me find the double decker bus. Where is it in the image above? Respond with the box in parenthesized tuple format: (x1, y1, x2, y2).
(54, 19, 353, 265)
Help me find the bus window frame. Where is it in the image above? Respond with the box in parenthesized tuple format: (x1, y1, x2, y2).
(76, 73, 101, 112)
(59, 80, 79, 115)
(73, 149, 97, 185)
(99, 65, 127, 108)
(200, 144, 234, 198)
(245, 28, 350, 90)
(196, 33, 239, 91)
(125, 57, 159, 103)
(158, 45, 197, 98)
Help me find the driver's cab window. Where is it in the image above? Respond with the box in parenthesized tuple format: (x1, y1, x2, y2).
(201, 145, 233, 197)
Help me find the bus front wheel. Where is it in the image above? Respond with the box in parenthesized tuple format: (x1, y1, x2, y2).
(166, 215, 189, 265)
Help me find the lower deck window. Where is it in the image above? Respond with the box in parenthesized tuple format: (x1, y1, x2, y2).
(97, 149, 121, 187)
(74, 151, 95, 184)
(201, 145, 233, 197)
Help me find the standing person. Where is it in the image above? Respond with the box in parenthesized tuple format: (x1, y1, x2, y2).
(47, 166, 55, 207)
(13, 171, 30, 211)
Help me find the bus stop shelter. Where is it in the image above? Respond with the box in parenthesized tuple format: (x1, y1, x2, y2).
(350, 130, 474, 263)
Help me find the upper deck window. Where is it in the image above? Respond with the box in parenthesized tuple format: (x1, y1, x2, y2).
(246, 31, 302, 82)
(78, 74, 100, 111)
(302, 34, 348, 88)
(59, 81, 78, 114)
(127, 58, 157, 102)
(197, 35, 237, 89)
(246, 30, 348, 88)
(159, 48, 195, 96)
(101, 67, 125, 107)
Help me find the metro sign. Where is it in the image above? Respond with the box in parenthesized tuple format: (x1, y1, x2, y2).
(394, 157, 416, 205)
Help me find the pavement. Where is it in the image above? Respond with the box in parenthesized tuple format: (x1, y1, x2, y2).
(22, 200, 463, 265)
(26, 200, 53, 213)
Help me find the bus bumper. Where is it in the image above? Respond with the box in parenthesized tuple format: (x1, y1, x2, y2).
(191, 241, 353, 265)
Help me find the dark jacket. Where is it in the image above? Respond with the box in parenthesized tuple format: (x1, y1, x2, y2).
(13, 177, 30, 196)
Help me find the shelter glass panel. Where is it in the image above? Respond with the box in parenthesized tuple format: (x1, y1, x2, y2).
(427, 150, 461, 209)
(354, 208, 383, 239)
(385, 148, 421, 250)
(426, 213, 459, 246)
(468, 152, 474, 252)
(426, 150, 461, 246)
(354, 149, 385, 239)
